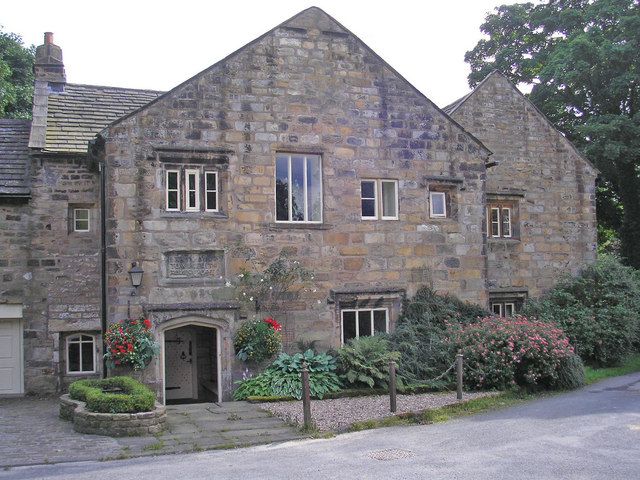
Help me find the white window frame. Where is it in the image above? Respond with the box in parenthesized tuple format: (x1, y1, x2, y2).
(491, 302, 516, 318)
(380, 180, 399, 220)
(360, 179, 378, 220)
(275, 153, 323, 224)
(66, 334, 96, 374)
(205, 171, 219, 212)
(360, 179, 398, 220)
(73, 208, 90, 232)
(165, 170, 181, 212)
(487, 205, 513, 238)
(185, 169, 200, 212)
(340, 308, 389, 345)
(429, 191, 447, 218)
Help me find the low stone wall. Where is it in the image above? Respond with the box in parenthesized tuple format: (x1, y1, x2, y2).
(60, 394, 166, 437)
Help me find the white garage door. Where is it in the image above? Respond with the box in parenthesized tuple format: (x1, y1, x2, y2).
(0, 319, 23, 395)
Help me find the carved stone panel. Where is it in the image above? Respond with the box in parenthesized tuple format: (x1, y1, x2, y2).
(162, 250, 224, 284)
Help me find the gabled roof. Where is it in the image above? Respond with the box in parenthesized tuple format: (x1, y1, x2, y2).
(0, 119, 32, 197)
(101, 7, 491, 158)
(444, 71, 599, 173)
(41, 83, 163, 153)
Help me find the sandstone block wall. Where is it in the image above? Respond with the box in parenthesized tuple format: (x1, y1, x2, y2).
(449, 72, 597, 300)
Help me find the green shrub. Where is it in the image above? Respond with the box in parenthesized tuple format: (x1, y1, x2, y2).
(553, 354, 586, 390)
(389, 287, 488, 382)
(233, 350, 342, 400)
(447, 316, 575, 390)
(337, 335, 401, 389)
(523, 256, 640, 366)
(69, 376, 155, 413)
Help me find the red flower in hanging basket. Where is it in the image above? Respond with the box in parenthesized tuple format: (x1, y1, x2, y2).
(263, 317, 282, 332)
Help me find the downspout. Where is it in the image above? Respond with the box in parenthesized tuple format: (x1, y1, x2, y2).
(100, 155, 107, 378)
(88, 135, 108, 378)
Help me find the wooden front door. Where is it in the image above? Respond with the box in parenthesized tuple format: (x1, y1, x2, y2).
(164, 327, 196, 401)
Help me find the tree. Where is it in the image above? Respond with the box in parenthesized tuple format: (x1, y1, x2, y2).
(0, 27, 35, 119)
(465, 0, 640, 268)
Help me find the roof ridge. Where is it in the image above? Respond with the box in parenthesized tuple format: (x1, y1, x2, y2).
(65, 82, 165, 94)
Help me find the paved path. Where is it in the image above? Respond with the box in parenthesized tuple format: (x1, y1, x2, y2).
(3, 372, 638, 479)
(0, 399, 305, 467)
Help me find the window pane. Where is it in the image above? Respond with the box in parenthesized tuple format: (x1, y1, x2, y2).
(358, 310, 372, 337)
(75, 209, 88, 220)
(373, 310, 387, 333)
(188, 191, 196, 207)
(381, 181, 397, 218)
(80, 335, 92, 342)
(504, 303, 515, 317)
(276, 156, 289, 221)
(306, 156, 322, 222)
(431, 192, 445, 216)
(342, 311, 356, 343)
(361, 199, 376, 218)
(168, 191, 178, 210)
(491, 208, 500, 236)
(206, 192, 217, 211)
(81, 342, 94, 372)
(291, 156, 305, 221)
(75, 219, 89, 231)
(168, 172, 178, 190)
(188, 174, 196, 190)
(501, 208, 511, 237)
(361, 181, 375, 199)
(68, 343, 80, 372)
(491, 303, 502, 316)
(206, 172, 217, 191)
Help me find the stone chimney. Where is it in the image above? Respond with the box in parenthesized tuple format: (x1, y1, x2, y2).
(33, 32, 66, 85)
(29, 32, 66, 149)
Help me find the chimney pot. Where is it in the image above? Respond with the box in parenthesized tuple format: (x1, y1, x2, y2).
(44, 32, 54, 45)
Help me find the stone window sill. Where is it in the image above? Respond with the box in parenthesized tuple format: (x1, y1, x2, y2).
(267, 222, 333, 231)
(488, 237, 521, 243)
(160, 211, 229, 220)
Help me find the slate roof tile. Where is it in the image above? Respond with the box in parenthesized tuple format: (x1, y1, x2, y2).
(44, 83, 163, 153)
(0, 119, 31, 197)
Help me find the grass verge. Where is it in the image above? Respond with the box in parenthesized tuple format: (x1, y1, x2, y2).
(584, 355, 640, 385)
(348, 391, 533, 432)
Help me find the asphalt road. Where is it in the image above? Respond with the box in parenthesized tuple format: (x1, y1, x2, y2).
(3, 372, 639, 480)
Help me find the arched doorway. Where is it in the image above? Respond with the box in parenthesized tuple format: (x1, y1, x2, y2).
(159, 317, 223, 404)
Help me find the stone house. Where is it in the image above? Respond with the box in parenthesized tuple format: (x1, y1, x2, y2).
(0, 7, 596, 401)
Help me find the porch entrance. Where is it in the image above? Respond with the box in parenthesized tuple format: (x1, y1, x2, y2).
(164, 325, 218, 405)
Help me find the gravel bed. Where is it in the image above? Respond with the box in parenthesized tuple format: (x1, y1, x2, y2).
(259, 391, 499, 432)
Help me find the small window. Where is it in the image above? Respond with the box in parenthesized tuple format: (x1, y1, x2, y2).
(67, 334, 96, 374)
(429, 192, 447, 218)
(491, 302, 517, 318)
(276, 153, 323, 223)
(487, 204, 514, 238)
(185, 169, 200, 211)
(360, 179, 398, 220)
(205, 172, 218, 212)
(166, 170, 181, 211)
(341, 308, 388, 344)
(73, 209, 90, 232)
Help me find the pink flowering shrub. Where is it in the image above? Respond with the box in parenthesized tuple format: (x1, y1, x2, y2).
(446, 316, 574, 390)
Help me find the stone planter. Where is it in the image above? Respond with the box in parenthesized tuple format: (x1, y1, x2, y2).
(60, 394, 166, 437)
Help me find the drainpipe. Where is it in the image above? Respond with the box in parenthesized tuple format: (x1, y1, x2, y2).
(100, 156, 107, 378)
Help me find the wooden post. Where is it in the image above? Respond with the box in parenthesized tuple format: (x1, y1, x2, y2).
(456, 351, 463, 401)
(389, 361, 397, 413)
(301, 362, 312, 428)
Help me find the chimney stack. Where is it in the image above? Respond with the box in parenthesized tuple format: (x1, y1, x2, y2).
(34, 32, 66, 85)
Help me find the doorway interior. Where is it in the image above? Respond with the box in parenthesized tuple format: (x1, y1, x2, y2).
(164, 325, 218, 405)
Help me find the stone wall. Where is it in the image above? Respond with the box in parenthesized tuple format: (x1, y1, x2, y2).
(21, 157, 101, 393)
(101, 9, 491, 398)
(449, 72, 597, 300)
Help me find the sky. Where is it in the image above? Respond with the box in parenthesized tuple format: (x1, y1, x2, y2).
(2, 0, 524, 107)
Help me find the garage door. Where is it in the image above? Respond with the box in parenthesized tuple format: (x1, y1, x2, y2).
(0, 319, 23, 395)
